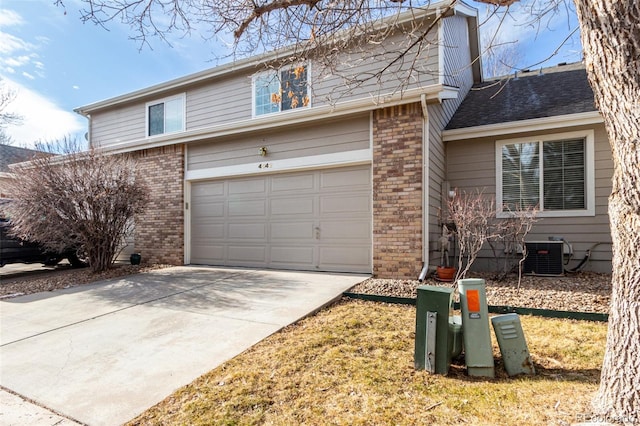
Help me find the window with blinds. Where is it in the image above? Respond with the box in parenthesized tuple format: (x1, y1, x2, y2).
(498, 136, 589, 215)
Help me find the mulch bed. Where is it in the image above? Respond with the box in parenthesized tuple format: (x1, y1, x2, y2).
(350, 271, 611, 314)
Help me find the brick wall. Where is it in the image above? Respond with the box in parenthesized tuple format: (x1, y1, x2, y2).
(372, 103, 424, 278)
(134, 145, 184, 265)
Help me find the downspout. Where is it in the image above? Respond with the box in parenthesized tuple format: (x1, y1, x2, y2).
(418, 94, 430, 281)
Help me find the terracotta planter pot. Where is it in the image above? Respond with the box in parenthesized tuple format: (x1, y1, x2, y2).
(436, 266, 456, 282)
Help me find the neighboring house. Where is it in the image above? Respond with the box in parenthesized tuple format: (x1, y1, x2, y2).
(443, 64, 612, 273)
(0, 144, 45, 199)
(74, 2, 612, 277)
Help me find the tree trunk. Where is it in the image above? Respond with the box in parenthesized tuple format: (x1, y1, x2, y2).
(574, 0, 640, 421)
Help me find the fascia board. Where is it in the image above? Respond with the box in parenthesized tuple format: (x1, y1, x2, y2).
(442, 111, 603, 142)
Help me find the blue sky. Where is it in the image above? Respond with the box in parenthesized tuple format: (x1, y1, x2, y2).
(1, 0, 583, 148)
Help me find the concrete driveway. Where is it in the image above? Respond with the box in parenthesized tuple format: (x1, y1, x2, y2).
(0, 266, 367, 425)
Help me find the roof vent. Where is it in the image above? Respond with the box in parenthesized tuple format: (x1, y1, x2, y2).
(557, 62, 567, 66)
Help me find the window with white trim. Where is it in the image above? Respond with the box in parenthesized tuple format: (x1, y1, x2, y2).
(146, 94, 185, 137)
(496, 130, 595, 217)
(253, 65, 309, 116)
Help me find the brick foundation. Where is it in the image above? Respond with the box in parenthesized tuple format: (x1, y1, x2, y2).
(372, 103, 424, 278)
(134, 145, 184, 265)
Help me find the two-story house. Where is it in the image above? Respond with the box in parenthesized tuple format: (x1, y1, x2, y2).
(75, 2, 480, 278)
(75, 1, 613, 277)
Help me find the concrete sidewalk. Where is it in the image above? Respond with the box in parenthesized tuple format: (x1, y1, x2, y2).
(0, 266, 367, 426)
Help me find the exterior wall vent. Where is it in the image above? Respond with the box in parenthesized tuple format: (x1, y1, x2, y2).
(523, 241, 564, 276)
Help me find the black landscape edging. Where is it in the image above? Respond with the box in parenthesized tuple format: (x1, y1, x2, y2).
(342, 292, 609, 322)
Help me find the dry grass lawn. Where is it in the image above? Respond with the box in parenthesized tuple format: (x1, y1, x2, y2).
(128, 299, 606, 426)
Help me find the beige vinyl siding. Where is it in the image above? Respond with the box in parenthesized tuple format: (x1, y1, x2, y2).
(312, 29, 440, 106)
(423, 15, 476, 267)
(187, 113, 370, 171)
(425, 15, 475, 267)
(88, 20, 443, 149)
(445, 124, 613, 273)
(185, 73, 252, 128)
(441, 15, 474, 88)
(90, 103, 146, 147)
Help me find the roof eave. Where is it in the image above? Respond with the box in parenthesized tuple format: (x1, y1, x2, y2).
(442, 110, 603, 141)
(95, 84, 458, 154)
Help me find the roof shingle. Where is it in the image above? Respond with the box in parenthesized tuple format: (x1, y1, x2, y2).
(445, 64, 596, 130)
(0, 144, 43, 173)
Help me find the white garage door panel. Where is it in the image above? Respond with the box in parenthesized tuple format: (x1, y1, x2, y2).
(228, 246, 266, 262)
(190, 165, 372, 273)
(320, 194, 370, 214)
(228, 223, 267, 239)
(271, 173, 315, 192)
(229, 179, 266, 194)
(192, 224, 225, 239)
(270, 222, 315, 239)
(191, 202, 224, 218)
(271, 197, 315, 216)
(270, 246, 315, 264)
(192, 181, 224, 196)
(191, 245, 224, 263)
(321, 167, 370, 188)
(229, 199, 266, 216)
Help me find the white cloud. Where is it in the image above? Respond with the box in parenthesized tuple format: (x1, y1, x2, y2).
(0, 31, 34, 55)
(5, 55, 31, 68)
(0, 9, 24, 27)
(21, 71, 34, 80)
(2, 78, 86, 148)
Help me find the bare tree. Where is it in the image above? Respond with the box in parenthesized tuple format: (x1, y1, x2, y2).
(7, 138, 149, 273)
(0, 78, 22, 145)
(482, 34, 523, 78)
(447, 190, 500, 282)
(57, 0, 639, 419)
(490, 205, 539, 287)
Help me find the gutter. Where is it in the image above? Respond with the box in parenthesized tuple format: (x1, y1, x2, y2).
(420, 93, 430, 281)
(442, 111, 603, 141)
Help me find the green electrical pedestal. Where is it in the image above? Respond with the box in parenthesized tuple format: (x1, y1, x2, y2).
(492, 313, 535, 376)
(459, 278, 495, 378)
(415, 285, 461, 374)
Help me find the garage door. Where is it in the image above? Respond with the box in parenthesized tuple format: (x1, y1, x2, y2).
(190, 165, 372, 273)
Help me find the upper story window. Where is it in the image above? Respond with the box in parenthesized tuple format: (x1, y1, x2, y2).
(253, 65, 309, 116)
(146, 94, 185, 137)
(496, 130, 595, 217)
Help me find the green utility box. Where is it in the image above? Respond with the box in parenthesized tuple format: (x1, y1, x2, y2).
(415, 286, 462, 374)
(459, 278, 495, 378)
(491, 314, 535, 376)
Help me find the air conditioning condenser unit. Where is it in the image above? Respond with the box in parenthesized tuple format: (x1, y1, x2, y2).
(523, 241, 564, 276)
